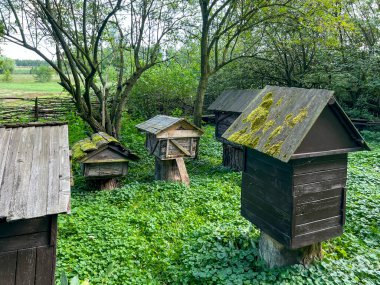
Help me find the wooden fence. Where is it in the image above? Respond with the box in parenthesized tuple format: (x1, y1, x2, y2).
(0, 97, 75, 122)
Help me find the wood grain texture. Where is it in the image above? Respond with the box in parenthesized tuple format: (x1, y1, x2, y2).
(0, 251, 17, 284)
(0, 125, 71, 221)
(15, 248, 37, 285)
(222, 144, 244, 171)
(35, 246, 55, 285)
(208, 89, 260, 113)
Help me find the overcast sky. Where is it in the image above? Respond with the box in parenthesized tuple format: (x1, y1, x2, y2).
(1, 42, 43, 60)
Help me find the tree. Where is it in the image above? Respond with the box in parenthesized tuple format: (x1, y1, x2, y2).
(0, 56, 15, 74)
(192, 0, 291, 126)
(0, 0, 188, 137)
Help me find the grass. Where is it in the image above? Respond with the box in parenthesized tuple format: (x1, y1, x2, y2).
(0, 72, 64, 98)
(56, 118, 380, 285)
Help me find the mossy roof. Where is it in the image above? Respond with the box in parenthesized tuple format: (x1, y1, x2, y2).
(136, 115, 203, 135)
(208, 89, 261, 113)
(222, 85, 369, 162)
(72, 132, 139, 162)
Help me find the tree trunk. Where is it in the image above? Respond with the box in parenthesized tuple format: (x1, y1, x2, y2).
(87, 178, 119, 190)
(193, 72, 209, 127)
(259, 232, 322, 268)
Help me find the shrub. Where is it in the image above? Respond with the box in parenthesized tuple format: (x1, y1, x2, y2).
(33, 65, 53, 82)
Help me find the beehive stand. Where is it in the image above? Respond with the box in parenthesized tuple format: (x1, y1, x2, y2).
(155, 157, 190, 185)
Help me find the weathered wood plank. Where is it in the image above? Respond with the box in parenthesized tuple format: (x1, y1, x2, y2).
(295, 216, 342, 236)
(35, 246, 55, 285)
(170, 139, 191, 156)
(293, 168, 347, 186)
(176, 158, 190, 186)
(292, 226, 343, 249)
(294, 187, 343, 204)
(0, 217, 49, 238)
(58, 125, 71, 214)
(295, 196, 342, 216)
(293, 179, 346, 196)
(0, 251, 17, 284)
(0, 128, 23, 219)
(0, 232, 49, 252)
(294, 206, 341, 225)
(26, 126, 43, 219)
(291, 156, 347, 175)
(222, 144, 244, 171)
(8, 127, 35, 221)
(15, 248, 37, 285)
(156, 129, 202, 139)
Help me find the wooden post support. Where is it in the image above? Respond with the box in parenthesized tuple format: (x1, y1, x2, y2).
(222, 144, 244, 171)
(155, 157, 190, 185)
(34, 97, 39, 121)
(259, 232, 322, 268)
(87, 178, 119, 190)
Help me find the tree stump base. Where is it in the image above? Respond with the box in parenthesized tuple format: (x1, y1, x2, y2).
(222, 144, 244, 171)
(155, 157, 190, 185)
(259, 232, 322, 268)
(87, 178, 119, 190)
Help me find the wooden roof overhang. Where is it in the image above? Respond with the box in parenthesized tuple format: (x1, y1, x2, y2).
(208, 89, 261, 113)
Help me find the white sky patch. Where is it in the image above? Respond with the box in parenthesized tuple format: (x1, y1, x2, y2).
(0, 42, 43, 60)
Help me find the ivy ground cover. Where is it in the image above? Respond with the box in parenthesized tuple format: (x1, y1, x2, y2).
(57, 121, 380, 284)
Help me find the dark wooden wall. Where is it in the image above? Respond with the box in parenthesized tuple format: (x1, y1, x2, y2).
(242, 149, 347, 249)
(0, 215, 57, 285)
(83, 162, 129, 178)
(241, 149, 293, 246)
(222, 144, 244, 171)
(290, 154, 347, 248)
(215, 112, 239, 144)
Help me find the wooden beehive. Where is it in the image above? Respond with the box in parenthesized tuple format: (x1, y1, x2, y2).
(0, 122, 71, 285)
(136, 115, 203, 160)
(223, 86, 370, 249)
(208, 90, 261, 170)
(72, 132, 139, 180)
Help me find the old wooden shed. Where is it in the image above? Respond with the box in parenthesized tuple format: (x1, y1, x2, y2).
(223, 86, 370, 249)
(136, 115, 203, 160)
(72, 132, 139, 180)
(208, 89, 261, 170)
(0, 122, 71, 285)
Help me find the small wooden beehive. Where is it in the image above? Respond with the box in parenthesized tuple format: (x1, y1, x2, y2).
(223, 86, 370, 249)
(208, 90, 261, 170)
(72, 132, 139, 179)
(0, 122, 71, 285)
(136, 115, 203, 160)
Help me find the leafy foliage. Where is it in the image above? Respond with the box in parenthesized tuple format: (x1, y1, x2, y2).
(32, 65, 53, 82)
(56, 119, 380, 284)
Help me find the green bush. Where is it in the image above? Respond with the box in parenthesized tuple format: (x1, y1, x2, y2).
(33, 65, 53, 82)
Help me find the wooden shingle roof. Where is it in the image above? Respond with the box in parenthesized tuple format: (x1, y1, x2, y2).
(208, 89, 261, 113)
(0, 122, 70, 221)
(223, 86, 369, 162)
(72, 132, 139, 162)
(136, 115, 203, 135)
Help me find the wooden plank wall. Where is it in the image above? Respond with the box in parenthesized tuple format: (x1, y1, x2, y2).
(241, 149, 293, 246)
(0, 216, 57, 285)
(222, 144, 244, 171)
(215, 112, 239, 143)
(84, 162, 128, 178)
(290, 154, 347, 248)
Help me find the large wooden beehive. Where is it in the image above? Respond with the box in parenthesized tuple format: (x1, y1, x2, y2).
(208, 90, 261, 170)
(0, 122, 71, 284)
(223, 86, 370, 249)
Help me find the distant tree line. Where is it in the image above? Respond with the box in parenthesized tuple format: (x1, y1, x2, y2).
(15, 59, 50, 67)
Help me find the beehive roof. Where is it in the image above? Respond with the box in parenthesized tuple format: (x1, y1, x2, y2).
(72, 132, 139, 162)
(208, 89, 261, 113)
(0, 122, 70, 221)
(222, 86, 369, 162)
(136, 115, 203, 135)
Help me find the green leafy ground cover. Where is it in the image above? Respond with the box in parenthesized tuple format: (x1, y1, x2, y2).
(57, 120, 380, 284)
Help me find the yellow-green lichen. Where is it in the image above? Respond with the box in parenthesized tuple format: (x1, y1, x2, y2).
(268, 126, 284, 141)
(265, 141, 284, 156)
(230, 92, 274, 147)
(262, 120, 275, 132)
(91, 133, 106, 144)
(72, 143, 86, 161)
(288, 108, 308, 127)
(80, 138, 97, 152)
(276, 97, 283, 106)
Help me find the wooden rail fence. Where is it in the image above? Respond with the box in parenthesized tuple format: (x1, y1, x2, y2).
(0, 97, 75, 122)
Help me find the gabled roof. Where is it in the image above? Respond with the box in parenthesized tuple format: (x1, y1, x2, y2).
(0, 122, 70, 221)
(208, 89, 261, 113)
(223, 86, 369, 162)
(72, 132, 139, 163)
(136, 115, 203, 135)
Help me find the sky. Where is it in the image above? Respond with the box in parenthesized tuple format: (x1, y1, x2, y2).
(1, 42, 43, 60)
